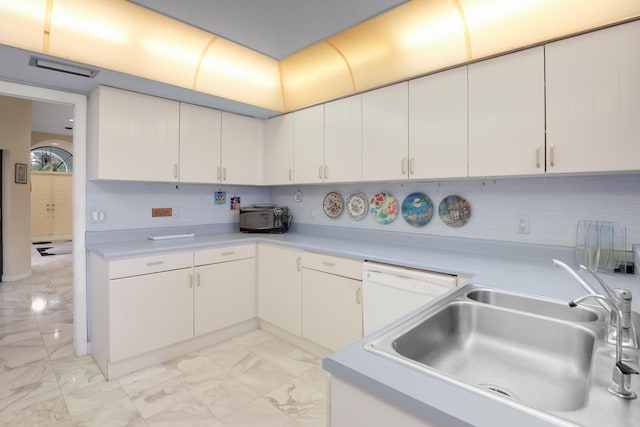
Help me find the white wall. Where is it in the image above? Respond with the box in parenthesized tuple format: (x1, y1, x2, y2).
(86, 181, 270, 231)
(0, 96, 32, 281)
(270, 174, 640, 250)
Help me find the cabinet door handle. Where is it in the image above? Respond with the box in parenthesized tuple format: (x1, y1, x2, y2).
(536, 147, 541, 168)
(189, 273, 193, 288)
(549, 144, 555, 167)
(216, 166, 221, 180)
(322, 260, 336, 267)
(221, 251, 234, 256)
(288, 168, 292, 182)
(318, 165, 323, 179)
(409, 158, 415, 175)
(146, 260, 164, 266)
(223, 168, 227, 181)
(324, 165, 328, 180)
(196, 272, 201, 287)
(356, 287, 362, 305)
(174, 164, 178, 179)
(296, 256, 301, 272)
(401, 158, 407, 175)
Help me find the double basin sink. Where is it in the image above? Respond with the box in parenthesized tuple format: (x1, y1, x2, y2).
(364, 284, 640, 426)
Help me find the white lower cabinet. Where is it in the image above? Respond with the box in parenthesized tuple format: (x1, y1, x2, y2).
(257, 244, 303, 336)
(301, 253, 362, 352)
(194, 246, 256, 336)
(109, 267, 194, 362)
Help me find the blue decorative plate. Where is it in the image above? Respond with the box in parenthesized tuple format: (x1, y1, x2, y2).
(438, 195, 471, 228)
(401, 193, 433, 227)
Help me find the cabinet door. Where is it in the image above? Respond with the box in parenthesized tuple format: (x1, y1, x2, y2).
(302, 268, 362, 352)
(468, 47, 545, 177)
(195, 258, 256, 336)
(324, 95, 362, 183)
(546, 21, 640, 173)
(179, 103, 221, 183)
(293, 105, 325, 184)
(362, 82, 409, 181)
(94, 86, 180, 182)
(257, 244, 302, 336)
(409, 67, 467, 179)
(221, 112, 262, 185)
(109, 267, 194, 362)
(263, 114, 294, 185)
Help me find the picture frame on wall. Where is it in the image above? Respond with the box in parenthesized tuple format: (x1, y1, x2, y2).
(15, 163, 27, 184)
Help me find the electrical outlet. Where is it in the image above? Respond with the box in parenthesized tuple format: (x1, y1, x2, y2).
(517, 215, 530, 234)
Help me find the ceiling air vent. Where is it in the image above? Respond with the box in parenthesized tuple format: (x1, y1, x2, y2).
(29, 57, 97, 78)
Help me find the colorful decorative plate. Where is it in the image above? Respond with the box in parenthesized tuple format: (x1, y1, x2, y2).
(346, 192, 369, 221)
(438, 195, 471, 228)
(401, 192, 433, 227)
(323, 192, 344, 218)
(370, 192, 398, 225)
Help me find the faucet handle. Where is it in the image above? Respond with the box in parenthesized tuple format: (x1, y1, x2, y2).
(617, 361, 639, 376)
(614, 288, 632, 301)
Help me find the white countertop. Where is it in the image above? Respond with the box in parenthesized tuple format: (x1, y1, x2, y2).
(86, 224, 640, 427)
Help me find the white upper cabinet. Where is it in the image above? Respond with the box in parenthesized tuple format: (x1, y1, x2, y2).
(324, 95, 363, 183)
(468, 47, 545, 177)
(362, 82, 409, 181)
(89, 86, 180, 182)
(263, 114, 294, 185)
(221, 112, 263, 185)
(293, 104, 325, 184)
(409, 67, 468, 180)
(546, 21, 640, 174)
(179, 103, 221, 184)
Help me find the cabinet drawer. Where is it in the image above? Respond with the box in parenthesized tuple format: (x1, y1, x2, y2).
(302, 252, 362, 280)
(109, 251, 193, 279)
(194, 244, 255, 266)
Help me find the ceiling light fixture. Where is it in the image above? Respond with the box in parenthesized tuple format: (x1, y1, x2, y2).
(30, 57, 97, 78)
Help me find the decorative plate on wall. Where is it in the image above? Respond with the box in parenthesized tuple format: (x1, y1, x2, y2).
(438, 195, 471, 228)
(401, 192, 433, 227)
(346, 192, 368, 221)
(370, 192, 398, 225)
(323, 192, 344, 218)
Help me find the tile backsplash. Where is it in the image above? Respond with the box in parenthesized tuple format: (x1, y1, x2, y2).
(270, 174, 640, 250)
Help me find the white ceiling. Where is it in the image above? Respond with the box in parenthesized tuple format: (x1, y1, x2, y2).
(127, 0, 409, 60)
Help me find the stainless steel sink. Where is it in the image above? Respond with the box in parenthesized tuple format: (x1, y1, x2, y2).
(365, 284, 640, 426)
(466, 288, 599, 322)
(392, 301, 595, 411)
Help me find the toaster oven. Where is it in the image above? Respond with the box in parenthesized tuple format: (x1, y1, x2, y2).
(239, 205, 291, 233)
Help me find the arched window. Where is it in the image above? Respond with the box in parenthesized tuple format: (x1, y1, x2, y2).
(30, 146, 73, 172)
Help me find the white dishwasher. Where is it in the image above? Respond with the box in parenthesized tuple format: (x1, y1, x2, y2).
(362, 261, 458, 335)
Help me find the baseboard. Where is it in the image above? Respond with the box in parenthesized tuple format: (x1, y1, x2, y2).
(259, 320, 333, 359)
(2, 271, 33, 282)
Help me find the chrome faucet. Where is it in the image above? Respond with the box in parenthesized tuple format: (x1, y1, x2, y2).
(570, 294, 638, 399)
(552, 259, 637, 349)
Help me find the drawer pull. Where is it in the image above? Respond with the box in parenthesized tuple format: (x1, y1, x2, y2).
(536, 146, 541, 169)
(296, 256, 301, 272)
(174, 164, 178, 178)
(221, 251, 235, 256)
(288, 168, 292, 181)
(196, 272, 201, 287)
(322, 261, 336, 267)
(189, 273, 193, 288)
(223, 168, 227, 181)
(549, 144, 555, 167)
(216, 166, 221, 180)
(356, 287, 362, 304)
(324, 165, 328, 180)
(146, 261, 165, 266)
(401, 158, 407, 175)
(318, 165, 323, 179)
(409, 158, 415, 175)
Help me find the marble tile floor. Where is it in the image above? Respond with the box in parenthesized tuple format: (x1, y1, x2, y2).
(0, 246, 328, 426)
